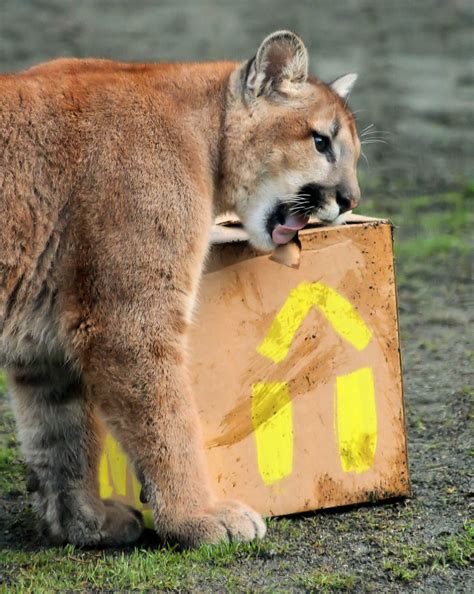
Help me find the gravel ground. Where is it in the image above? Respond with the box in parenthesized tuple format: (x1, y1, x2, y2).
(0, 1, 473, 592)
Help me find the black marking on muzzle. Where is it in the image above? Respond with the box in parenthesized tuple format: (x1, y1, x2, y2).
(296, 183, 327, 212)
(336, 190, 352, 214)
(266, 202, 288, 236)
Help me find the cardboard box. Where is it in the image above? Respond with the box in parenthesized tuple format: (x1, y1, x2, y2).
(98, 215, 410, 525)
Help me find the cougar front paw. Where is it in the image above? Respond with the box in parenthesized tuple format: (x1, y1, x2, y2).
(164, 500, 266, 548)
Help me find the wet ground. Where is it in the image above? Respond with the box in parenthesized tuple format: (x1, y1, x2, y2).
(0, 0, 473, 591)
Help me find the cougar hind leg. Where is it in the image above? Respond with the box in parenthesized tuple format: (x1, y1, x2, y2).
(8, 362, 143, 547)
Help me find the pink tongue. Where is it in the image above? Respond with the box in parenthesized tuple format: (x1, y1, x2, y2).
(272, 213, 309, 245)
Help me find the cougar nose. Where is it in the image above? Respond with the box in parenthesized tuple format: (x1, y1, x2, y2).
(336, 191, 358, 214)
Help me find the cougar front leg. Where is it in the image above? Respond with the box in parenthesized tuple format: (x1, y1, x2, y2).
(84, 325, 266, 548)
(8, 363, 143, 546)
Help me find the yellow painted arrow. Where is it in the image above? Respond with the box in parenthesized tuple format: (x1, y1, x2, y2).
(257, 281, 372, 364)
(253, 281, 376, 485)
(98, 281, 378, 508)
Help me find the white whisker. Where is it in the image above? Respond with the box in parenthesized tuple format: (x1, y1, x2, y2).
(361, 131, 392, 138)
(361, 150, 370, 169)
(359, 123, 374, 135)
(361, 139, 388, 145)
(288, 206, 309, 216)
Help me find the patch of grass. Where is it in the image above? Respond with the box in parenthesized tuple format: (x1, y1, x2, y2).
(0, 446, 17, 470)
(383, 560, 419, 582)
(0, 446, 25, 495)
(267, 516, 303, 540)
(0, 370, 7, 395)
(355, 196, 376, 217)
(381, 523, 474, 584)
(358, 188, 473, 272)
(0, 387, 25, 495)
(383, 544, 431, 582)
(0, 536, 294, 593)
(296, 569, 360, 592)
(1, 546, 190, 593)
(442, 521, 474, 569)
(395, 234, 471, 261)
(419, 208, 471, 234)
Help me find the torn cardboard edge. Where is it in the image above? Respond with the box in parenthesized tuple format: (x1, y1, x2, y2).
(211, 213, 391, 269)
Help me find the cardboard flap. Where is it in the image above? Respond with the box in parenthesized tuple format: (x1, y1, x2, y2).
(211, 213, 390, 246)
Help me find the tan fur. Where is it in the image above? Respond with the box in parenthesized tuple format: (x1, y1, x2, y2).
(0, 31, 360, 547)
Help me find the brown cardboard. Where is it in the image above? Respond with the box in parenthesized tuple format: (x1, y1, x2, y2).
(98, 215, 410, 524)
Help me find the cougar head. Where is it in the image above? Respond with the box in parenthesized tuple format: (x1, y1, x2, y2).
(222, 30, 361, 251)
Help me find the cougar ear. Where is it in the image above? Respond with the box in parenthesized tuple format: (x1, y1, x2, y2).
(330, 73, 358, 99)
(245, 30, 308, 97)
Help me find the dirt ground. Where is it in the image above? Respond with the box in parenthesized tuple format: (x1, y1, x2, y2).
(0, 1, 473, 592)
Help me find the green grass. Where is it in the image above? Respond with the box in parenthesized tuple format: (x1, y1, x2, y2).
(358, 186, 474, 288)
(396, 234, 470, 261)
(0, 372, 26, 495)
(358, 186, 473, 265)
(296, 569, 360, 591)
(0, 449, 25, 495)
(382, 544, 432, 582)
(443, 522, 474, 569)
(381, 522, 473, 584)
(0, 371, 7, 394)
(0, 538, 290, 593)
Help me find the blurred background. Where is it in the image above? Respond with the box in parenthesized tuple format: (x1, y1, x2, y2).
(1, 1, 473, 591)
(1, 0, 473, 195)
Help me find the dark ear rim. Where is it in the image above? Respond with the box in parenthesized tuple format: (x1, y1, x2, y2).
(245, 30, 309, 97)
(242, 55, 256, 86)
(255, 30, 307, 70)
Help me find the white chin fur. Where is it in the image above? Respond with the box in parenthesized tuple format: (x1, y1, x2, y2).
(244, 226, 276, 252)
(329, 211, 349, 226)
(238, 196, 280, 252)
(316, 201, 340, 223)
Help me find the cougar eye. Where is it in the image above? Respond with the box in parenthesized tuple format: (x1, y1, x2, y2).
(313, 132, 330, 153)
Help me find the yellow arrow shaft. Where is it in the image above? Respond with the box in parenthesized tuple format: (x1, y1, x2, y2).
(254, 281, 376, 484)
(335, 367, 377, 473)
(251, 382, 294, 485)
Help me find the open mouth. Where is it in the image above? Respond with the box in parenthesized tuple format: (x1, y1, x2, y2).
(266, 184, 343, 244)
(266, 203, 310, 245)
